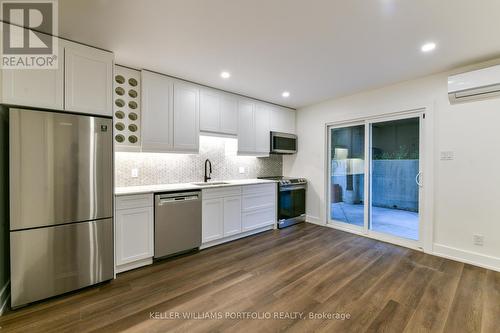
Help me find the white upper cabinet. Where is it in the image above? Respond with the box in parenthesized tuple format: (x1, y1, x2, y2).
(255, 103, 270, 154)
(237, 99, 256, 154)
(141, 72, 199, 153)
(219, 94, 238, 134)
(141, 70, 174, 152)
(270, 106, 296, 134)
(1, 43, 64, 110)
(173, 81, 199, 152)
(237, 100, 271, 156)
(200, 89, 220, 133)
(199, 89, 238, 135)
(64, 41, 113, 116)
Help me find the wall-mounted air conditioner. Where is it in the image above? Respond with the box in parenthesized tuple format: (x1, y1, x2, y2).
(448, 64, 500, 104)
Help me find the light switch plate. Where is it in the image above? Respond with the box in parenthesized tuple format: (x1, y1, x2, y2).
(473, 234, 484, 246)
(238, 166, 245, 174)
(440, 151, 454, 161)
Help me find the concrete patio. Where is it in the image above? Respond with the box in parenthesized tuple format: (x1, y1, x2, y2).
(331, 202, 419, 240)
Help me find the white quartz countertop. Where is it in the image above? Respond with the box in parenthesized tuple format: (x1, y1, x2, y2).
(115, 179, 278, 196)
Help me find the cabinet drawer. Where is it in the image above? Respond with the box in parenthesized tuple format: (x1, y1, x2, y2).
(242, 183, 276, 195)
(242, 206, 275, 232)
(116, 194, 153, 210)
(202, 186, 241, 200)
(242, 192, 275, 211)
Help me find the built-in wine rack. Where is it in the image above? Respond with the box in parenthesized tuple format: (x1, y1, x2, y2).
(113, 65, 141, 151)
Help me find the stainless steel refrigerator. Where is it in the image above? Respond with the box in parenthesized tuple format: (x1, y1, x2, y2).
(9, 108, 114, 308)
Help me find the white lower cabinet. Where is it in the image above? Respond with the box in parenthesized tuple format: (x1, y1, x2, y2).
(241, 183, 276, 231)
(202, 183, 276, 247)
(223, 196, 242, 236)
(200, 194, 242, 242)
(202, 187, 242, 243)
(242, 206, 275, 231)
(202, 198, 224, 242)
(115, 194, 154, 273)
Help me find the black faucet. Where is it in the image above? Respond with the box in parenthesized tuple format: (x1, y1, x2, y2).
(204, 159, 212, 182)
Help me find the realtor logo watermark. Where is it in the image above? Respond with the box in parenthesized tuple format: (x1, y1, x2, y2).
(1, 0, 58, 69)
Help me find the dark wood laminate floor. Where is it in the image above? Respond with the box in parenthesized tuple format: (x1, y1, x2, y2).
(1, 223, 499, 333)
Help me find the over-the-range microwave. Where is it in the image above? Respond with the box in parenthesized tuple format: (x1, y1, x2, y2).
(270, 131, 297, 154)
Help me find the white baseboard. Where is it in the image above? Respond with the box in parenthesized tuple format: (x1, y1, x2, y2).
(116, 258, 153, 274)
(200, 225, 274, 249)
(305, 219, 500, 273)
(0, 280, 10, 316)
(433, 243, 500, 273)
(305, 215, 323, 225)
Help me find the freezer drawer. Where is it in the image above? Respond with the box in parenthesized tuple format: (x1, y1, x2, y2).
(9, 109, 113, 230)
(10, 219, 114, 308)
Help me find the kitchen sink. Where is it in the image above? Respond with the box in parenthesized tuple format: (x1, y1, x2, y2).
(191, 182, 230, 186)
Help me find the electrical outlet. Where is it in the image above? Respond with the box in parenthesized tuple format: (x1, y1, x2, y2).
(238, 166, 246, 174)
(473, 234, 484, 246)
(131, 168, 139, 178)
(440, 151, 454, 161)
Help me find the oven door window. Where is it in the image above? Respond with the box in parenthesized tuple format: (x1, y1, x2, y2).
(273, 136, 296, 152)
(279, 188, 306, 220)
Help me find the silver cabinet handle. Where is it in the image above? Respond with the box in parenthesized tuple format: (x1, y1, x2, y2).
(415, 172, 423, 187)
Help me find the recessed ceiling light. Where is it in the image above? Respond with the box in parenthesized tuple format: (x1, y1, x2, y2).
(421, 42, 436, 53)
(282, 91, 290, 98)
(220, 71, 231, 79)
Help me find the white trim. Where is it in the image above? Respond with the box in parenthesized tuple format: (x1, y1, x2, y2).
(433, 244, 500, 273)
(307, 221, 500, 272)
(325, 107, 426, 127)
(324, 105, 435, 253)
(116, 258, 153, 274)
(200, 225, 273, 249)
(0, 280, 10, 315)
(305, 215, 323, 225)
(319, 222, 423, 251)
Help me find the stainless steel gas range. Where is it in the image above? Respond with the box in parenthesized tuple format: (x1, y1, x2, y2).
(259, 176, 307, 229)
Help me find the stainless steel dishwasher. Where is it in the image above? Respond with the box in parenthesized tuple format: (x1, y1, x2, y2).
(154, 191, 202, 259)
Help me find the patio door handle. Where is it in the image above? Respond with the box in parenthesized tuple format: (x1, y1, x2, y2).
(415, 172, 423, 187)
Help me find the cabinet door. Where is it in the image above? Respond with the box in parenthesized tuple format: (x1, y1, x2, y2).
(141, 70, 173, 152)
(220, 94, 238, 135)
(237, 100, 255, 153)
(202, 198, 224, 243)
(255, 103, 270, 154)
(1, 44, 64, 110)
(270, 106, 296, 134)
(199, 89, 220, 133)
(115, 207, 154, 265)
(223, 196, 242, 237)
(173, 82, 199, 152)
(64, 42, 113, 116)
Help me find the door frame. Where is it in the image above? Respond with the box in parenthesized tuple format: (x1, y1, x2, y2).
(325, 106, 434, 252)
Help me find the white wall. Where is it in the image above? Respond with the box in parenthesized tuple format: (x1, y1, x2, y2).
(284, 59, 500, 271)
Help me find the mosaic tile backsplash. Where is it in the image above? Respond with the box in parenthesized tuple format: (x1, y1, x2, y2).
(115, 135, 283, 187)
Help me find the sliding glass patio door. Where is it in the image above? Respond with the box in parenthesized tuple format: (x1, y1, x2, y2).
(328, 113, 423, 246)
(329, 124, 367, 230)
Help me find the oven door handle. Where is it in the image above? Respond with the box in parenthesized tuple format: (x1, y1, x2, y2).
(280, 185, 306, 191)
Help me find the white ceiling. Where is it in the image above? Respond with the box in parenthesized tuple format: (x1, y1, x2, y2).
(59, 0, 500, 109)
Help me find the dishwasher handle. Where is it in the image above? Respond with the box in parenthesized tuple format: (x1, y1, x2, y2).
(156, 192, 201, 205)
